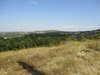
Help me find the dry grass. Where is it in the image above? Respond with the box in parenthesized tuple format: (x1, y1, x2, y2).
(0, 40, 100, 75)
(87, 40, 100, 51)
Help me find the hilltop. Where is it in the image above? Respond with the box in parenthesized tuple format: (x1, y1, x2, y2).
(0, 40, 100, 75)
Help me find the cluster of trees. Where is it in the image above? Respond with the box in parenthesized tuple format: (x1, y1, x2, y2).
(0, 33, 67, 52)
(0, 30, 100, 52)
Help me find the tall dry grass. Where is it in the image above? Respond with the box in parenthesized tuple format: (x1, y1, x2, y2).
(0, 40, 100, 75)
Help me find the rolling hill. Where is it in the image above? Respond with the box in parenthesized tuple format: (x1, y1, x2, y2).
(0, 29, 100, 51)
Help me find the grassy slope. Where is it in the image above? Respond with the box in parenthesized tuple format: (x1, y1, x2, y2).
(0, 40, 100, 75)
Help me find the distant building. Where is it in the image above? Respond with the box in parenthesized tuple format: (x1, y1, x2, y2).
(4, 37, 7, 39)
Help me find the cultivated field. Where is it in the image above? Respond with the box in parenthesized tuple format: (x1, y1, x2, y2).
(0, 40, 100, 75)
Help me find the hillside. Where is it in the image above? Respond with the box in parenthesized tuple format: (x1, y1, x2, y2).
(0, 29, 100, 38)
(25, 29, 100, 39)
(0, 40, 100, 75)
(0, 32, 29, 38)
(0, 29, 100, 52)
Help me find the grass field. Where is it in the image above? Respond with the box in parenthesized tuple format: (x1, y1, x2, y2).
(0, 40, 100, 75)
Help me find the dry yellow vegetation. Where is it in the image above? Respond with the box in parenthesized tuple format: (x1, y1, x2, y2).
(0, 40, 100, 75)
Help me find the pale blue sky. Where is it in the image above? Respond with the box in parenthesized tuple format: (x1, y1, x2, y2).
(0, 0, 100, 32)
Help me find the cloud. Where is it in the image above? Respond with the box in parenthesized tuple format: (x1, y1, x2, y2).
(30, 0, 38, 5)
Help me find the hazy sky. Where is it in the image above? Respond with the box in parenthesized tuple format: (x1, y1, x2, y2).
(0, 0, 100, 32)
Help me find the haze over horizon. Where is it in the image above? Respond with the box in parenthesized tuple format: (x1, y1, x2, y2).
(0, 0, 100, 32)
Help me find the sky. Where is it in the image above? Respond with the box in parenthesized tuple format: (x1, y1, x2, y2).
(0, 0, 100, 32)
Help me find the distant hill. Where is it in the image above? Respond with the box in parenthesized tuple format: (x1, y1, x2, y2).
(0, 32, 32, 39)
(0, 29, 100, 51)
(0, 29, 100, 39)
(25, 29, 100, 40)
